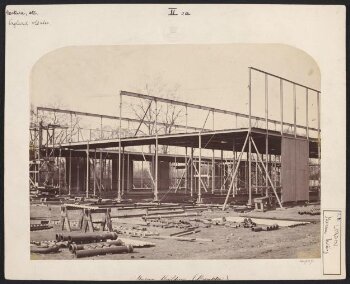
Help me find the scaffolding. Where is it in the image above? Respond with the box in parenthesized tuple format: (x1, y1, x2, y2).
(29, 67, 321, 208)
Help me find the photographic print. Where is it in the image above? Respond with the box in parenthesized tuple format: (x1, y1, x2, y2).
(29, 44, 321, 260)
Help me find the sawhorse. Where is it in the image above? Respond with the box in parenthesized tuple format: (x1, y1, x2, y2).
(60, 204, 112, 232)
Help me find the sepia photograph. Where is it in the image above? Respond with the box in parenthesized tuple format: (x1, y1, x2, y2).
(4, 4, 345, 280)
(29, 44, 321, 260)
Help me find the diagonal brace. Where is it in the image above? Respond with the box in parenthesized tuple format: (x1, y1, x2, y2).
(250, 137, 283, 208)
(134, 101, 153, 136)
(222, 132, 249, 210)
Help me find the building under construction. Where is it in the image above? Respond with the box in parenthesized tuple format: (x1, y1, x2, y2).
(29, 67, 321, 210)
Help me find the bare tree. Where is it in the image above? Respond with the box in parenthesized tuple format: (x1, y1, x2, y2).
(130, 79, 184, 153)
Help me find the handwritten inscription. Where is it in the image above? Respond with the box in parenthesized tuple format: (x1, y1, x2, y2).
(323, 213, 341, 254)
(6, 8, 49, 28)
(168, 8, 191, 16)
(137, 275, 227, 281)
(323, 210, 341, 275)
(299, 259, 314, 265)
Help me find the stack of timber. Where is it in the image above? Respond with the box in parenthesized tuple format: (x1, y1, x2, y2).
(298, 207, 320, 215)
(30, 185, 59, 200)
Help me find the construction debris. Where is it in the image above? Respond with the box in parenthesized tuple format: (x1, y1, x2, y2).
(55, 232, 118, 243)
(145, 235, 213, 242)
(171, 228, 200, 237)
(69, 240, 124, 252)
(30, 244, 60, 254)
(213, 216, 310, 227)
(252, 224, 279, 232)
(114, 226, 159, 238)
(118, 238, 156, 248)
(241, 218, 257, 228)
(142, 212, 200, 220)
(75, 245, 133, 258)
(30, 196, 319, 259)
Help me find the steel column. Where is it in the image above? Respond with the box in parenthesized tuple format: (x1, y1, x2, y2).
(185, 147, 188, 194)
(93, 150, 96, 196)
(99, 151, 102, 195)
(127, 154, 130, 193)
(265, 74, 269, 196)
(211, 111, 215, 193)
(317, 91, 321, 198)
(86, 142, 89, 198)
(232, 140, 236, 197)
(100, 117, 103, 139)
(190, 147, 194, 197)
(249, 67, 252, 130)
(220, 150, 223, 193)
(122, 147, 125, 196)
(255, 154, 258, 192)
(70, 113, 73, 142)
(77, 157, 80, 193)
(198, 134, 202, 203)
(248, 67, 252, 205)
(306, 89, 309, 139)
(110, 159, 112, 191)
(154, 99, 159, 201)
(248, 135, 252, 205)
(185, 105, 188, 133)
(280, 79, 283, 135)
(58, 147, 61, 195)
(118, 93, 122, 201)
(141, 161, 144, 189)
(293, 84, 297, 138)
(68, 149, 72, 195)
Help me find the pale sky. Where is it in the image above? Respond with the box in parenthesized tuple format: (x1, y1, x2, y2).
(31, 44, 320, 131)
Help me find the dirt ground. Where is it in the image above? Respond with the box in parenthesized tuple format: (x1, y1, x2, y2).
(30, 204, 320, 260)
